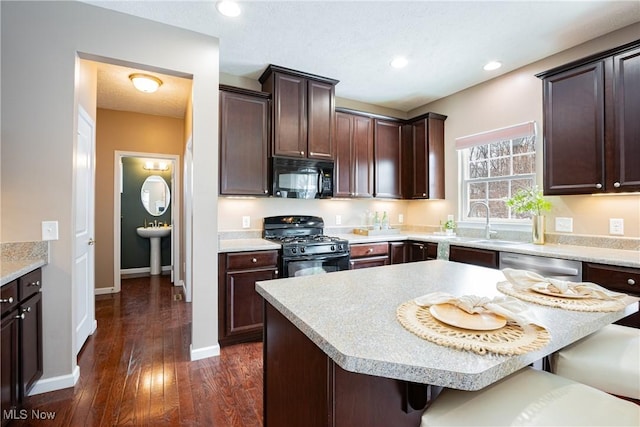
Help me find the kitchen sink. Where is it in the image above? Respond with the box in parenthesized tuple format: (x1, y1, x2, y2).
(466, 239, 524, 246)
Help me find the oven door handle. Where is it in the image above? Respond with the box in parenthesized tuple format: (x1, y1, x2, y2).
(283, 253, 349, 262)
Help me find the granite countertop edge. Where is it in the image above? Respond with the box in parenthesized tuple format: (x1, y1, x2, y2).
(219, 234, 640, 268)
(1, 259, 47, 286)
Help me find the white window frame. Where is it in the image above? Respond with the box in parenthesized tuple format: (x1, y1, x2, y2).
(455, 122, 537, 230)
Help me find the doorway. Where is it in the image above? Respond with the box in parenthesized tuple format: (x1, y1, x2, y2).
(114, 151, 181, 293)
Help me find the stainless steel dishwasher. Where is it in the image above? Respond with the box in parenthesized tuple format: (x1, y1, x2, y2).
(499, 252, 582, 281)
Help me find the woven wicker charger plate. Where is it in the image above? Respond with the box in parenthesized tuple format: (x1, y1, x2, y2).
(396, 301, 550, 356)
(497, 282, 628, 312)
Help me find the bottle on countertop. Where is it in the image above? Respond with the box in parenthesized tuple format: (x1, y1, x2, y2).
(373, 211, 381, 230)
(381, 211, 389, 230)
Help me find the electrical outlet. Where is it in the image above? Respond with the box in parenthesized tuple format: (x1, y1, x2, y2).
(398, 214, 404, 224)
(242, 216, 251, 229)
(609, 218, 624, 235)
(41, 221, 59, 241)
(555, 217, 573, 233)
(335, 215, 342, 225)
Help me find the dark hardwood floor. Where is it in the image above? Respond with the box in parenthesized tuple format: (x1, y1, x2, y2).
(13, 276, 263, 427)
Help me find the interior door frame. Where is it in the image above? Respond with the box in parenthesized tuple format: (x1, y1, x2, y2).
(113, 150, 181, 292)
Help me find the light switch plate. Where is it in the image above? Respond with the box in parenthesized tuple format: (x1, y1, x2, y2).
(609, 218, 624, 235)
(335, 215, 342, 225)
(242, 216, 250, 229)
(398, 214, 404, 224)
(42, 221, 59, 240)
(555, 217, 573, 233)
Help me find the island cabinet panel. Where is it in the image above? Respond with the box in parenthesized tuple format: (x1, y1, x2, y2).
(537, 40, 640, 195)
(264, 302, 424, 427)
(218, 251, 279, 346)
(260, 65, 339, 161)
(449, 246, 498, 269)
(583, 262, 639, 328)
(335, 111, 374, 198)
(1, 305, 19, 426)
(409, 114, 447, 199)
(374, 119, 403, 198)
(219, 86, 271, 196)
(349, 242, 390, 269)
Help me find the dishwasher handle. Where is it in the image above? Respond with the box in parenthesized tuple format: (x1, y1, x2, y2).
(500, 255, 581, 277)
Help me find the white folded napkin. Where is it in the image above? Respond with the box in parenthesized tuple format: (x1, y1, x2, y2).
(501, 268, 626, 300)
(414, 291, 535, 326)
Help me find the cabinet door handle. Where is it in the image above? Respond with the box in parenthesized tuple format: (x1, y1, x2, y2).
(264, 189, 269, 194)
(274, 270, 279, 278)
(628, 279, 636, 286)
(28, 280, 41, 287)
(0, 297, 13, 304)
(252, 258, 257, 263)
(15, 313, 25, 320)
(595, 183, 602, 189)
(21, 306, 31, 313)
(368, 248, 374, 253)
(422, 193, 426, 197)
(614, 182, 621, 188)
(300, 151, 305, 156)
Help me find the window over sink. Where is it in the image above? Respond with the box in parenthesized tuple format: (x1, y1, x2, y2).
(457, 122, 537, 221)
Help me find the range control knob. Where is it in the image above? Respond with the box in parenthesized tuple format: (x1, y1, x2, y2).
(300, 247, 306, 253)
(331, 245, 335, 251)
(291, 248, 297, 254)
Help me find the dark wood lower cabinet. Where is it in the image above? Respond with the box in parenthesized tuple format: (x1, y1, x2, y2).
(218, 251, 279, 346)
(449, 246, 498, 269)
(349, 242, 390, 269)
(409, 242, 438, 262)
(583, 262, 639, 328)
(1, 268, 43, 427)
(264, 302, 425, 427)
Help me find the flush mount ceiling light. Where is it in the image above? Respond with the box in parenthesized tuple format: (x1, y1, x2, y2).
(483, 61, 502, 71)
(216, 1, 241, 17)
(129, 73, 163, 93)
(390, 56, 408, 69)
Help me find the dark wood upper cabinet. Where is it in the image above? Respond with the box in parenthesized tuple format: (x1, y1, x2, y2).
(219, 86, 271, 196)
(335, 111, 374, 198)
(374, 119, 403, 198)
(612, 46, 640, 192)
(409, 113, 447, 199)
(260, 65, 339, 161)
(537, 39, 640, 195)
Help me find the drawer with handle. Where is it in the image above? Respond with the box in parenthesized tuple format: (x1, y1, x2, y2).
(226, 250, 279, 270)
(350, 242, 389, 258)
(19, 268, 42, 300)
(1, 280, 19, 316)
(583, 263, 640, 295)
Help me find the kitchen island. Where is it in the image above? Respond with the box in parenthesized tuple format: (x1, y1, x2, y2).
(256, 260, 639, 427)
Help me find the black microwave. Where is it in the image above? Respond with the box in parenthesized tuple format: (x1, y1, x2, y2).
(272, 157, 334, 199)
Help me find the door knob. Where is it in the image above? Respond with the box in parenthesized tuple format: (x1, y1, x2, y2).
(88, 238, 95, 246)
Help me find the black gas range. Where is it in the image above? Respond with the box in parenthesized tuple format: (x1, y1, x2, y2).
(263, 216, 350, 277)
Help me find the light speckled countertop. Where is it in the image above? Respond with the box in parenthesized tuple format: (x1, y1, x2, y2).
(219, 233, 640, 268)
(1, 241, 48, 286)
(256, 259, 639, 390)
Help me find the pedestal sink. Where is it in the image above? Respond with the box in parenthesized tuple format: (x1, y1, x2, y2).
(136, 226, 171, 275)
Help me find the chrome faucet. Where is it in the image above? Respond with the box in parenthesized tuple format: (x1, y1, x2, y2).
(469, 201, 496, 239)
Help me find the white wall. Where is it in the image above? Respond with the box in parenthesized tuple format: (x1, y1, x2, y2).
(1, 1, 219, 390)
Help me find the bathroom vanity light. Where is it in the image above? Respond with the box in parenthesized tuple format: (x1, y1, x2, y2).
(143, 161, 169, 171)
(129, 73, 163, 93)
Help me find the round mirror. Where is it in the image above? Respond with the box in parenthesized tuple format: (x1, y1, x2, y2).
(141, 175, 170, 216)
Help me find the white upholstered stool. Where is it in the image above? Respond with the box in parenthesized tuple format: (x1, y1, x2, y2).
(420, 367, 640, 426)
(552, 324, 640, 400)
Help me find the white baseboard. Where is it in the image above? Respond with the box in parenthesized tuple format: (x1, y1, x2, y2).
(95, 286, 116, 295)
(190, 343, 220, 361)
(29, 365, 80, 396)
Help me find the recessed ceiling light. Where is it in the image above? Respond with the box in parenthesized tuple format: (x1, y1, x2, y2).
(216, 1, 241, 17)
(390, 57, 408, 69)
(483, 61, 502, 71)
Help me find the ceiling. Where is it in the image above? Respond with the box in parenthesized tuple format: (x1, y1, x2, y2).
(86, 0, 640, 118)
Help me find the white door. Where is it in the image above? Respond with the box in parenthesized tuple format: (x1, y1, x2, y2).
(74, 107, 96, 355)
(184, 139, 193, 302)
